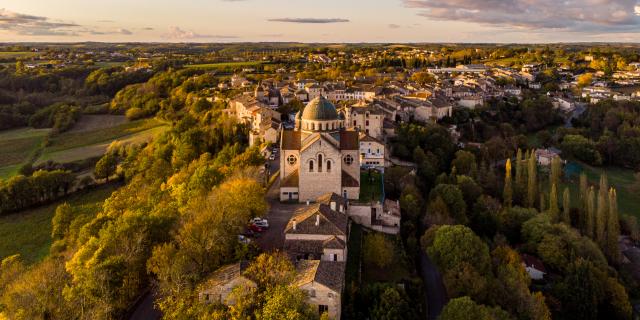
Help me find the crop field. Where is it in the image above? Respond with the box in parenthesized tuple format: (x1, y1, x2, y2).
(0, 183, 118, 264)
(185, 61, 263, 69)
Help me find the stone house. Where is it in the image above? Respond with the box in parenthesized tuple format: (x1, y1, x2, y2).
(198, 262, 256, 305)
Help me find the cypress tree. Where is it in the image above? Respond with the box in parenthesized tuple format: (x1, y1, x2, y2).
(596, 174, 608, 247)
(540, 193, 546, 212)
(549, 183, 559, 221)
(586, 187, 596, 238)
(562, 187, 571, 225)
(607, 188, 621, 264)
(579, 173, 588, 230)
(515, 149, 525, 198)
(527, 151, 537, 208)
(550, 156, 562, 190)
(504, 158, 513, 207)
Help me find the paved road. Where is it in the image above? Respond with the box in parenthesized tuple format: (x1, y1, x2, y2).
(126, 287, 161, 320)
(419, 251, 448, 320)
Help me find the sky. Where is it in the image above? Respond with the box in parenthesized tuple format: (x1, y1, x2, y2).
(1, 0, 640, 43)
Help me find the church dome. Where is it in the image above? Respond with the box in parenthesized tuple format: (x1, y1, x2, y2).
(301, 96, 338, 121)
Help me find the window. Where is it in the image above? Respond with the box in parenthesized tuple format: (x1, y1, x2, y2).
(344, 154, 353, 165)
(319, 305, 329, 315)
(312, 123, 315, 130)
(287, 155, 297, 165)
(326, 160, 331, 172)
(365, 120, 369, 126)
(309, 289, 316, 297)
(353, 120, 356, 126)
(309, 160, 314, 172)
(318, 154, 323, 172)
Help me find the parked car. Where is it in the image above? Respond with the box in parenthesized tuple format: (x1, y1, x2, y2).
(269, 154, 276, 161)
(250, 217, 269, 229)
(248, 224, 264, 233)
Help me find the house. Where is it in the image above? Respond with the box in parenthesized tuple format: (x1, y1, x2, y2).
(294, 260, 345, 319)
(198, 262, 257, 305)
(344, 101, 385, 140)
(284, 193, 349, 262)
(359, 132, 385, 169)
(535, 148, 561, 166)
(521, 254, 546, 280)
(228, 95, 281, 146)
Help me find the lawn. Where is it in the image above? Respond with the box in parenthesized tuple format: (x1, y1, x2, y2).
(0, 183, 118, 265)
(0, 128, 50, 176)
(185, 61, 263, 70)
(360, 170, 383, 203)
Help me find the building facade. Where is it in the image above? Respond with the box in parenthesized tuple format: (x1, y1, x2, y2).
(280, 96, 360, 202)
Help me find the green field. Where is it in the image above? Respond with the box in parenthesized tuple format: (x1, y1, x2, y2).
(0, 184, 118, 264)
(0, 51, 38, 59)
(185, 61, 263, 70)
(0, 128, 51, 178)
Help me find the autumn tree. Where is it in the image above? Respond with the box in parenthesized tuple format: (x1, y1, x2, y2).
(527, 151, 537, 208)
(94, 152, 117, 182)
(503, 159, 513, 207)
(363, 233, 395, 269)
(606, 188, 621, 264)
(562, 188, 571, 225)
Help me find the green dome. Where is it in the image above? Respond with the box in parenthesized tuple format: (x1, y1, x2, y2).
(302, 96, 338, 121)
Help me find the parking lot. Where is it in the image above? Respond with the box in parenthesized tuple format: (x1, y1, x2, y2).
(255, 176, 305, 251)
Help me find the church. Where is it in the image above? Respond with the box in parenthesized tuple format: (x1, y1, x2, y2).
(279, 96, 360, 202)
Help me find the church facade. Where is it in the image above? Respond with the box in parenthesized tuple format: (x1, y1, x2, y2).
(280, 96, 360, 202)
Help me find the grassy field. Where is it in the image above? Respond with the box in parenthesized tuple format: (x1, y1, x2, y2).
(559, 162, 640, 218)
(185, 61, 263, 70)
(42, 118, 166, 154)
(0, 184, 118, 265)
(0, 51, 38, 59)
(38, 125, 167, 164)
(0, 128, 51, 177)
(360, 170, 383, 203)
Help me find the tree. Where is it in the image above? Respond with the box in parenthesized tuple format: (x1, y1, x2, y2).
(428, 184, 467, 224)
(440, 296, 512, 320)
(51, 203, 74, 240)
(503, 159, 513, 207)
(426, 225, 490, 275)
(549, 184, 559, 221)
(94, 153, 117, 183)
(363, 233, 394, 269)
(515, 149, 526, 204)
(257, 285, 318, 320)
(554, 259, 605, 320)
(579, 172, 588, 229)
(595, 174, 608, 247)
(606, 188, 621, 264)
(452, 150, 477, 177)
(562, 188, 571, 225)
(586, 187, 596, 238)
(550, 156, 562, 190)
(527, 151, 537, 208)
(577, 73, 593, 88)
(369, 286, 419, 320)
(245, 252, 295, 289)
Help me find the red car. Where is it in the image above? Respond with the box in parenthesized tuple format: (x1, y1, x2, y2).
(248, 224, 264, 233)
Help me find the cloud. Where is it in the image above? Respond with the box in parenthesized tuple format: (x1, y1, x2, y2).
(97, 20, 114, 23)
(403, 0, 640, 32)
(0, 8, 80, 35)
(141, 27, 154, 31)
(117, 28, 132, 35)
(388, 24, 401, 29)
(163, 26, 238, 39)
(267, 18, 349, 24)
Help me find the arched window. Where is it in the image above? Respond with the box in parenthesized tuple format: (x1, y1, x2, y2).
(327, 160, 331, 172)
(318, 154, 323, 172)
(311, 123, 315, 130)
(309, 160, 314, 172)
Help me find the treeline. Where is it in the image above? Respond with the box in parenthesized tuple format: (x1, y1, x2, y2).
(29, 103, 82, 134)
(0, 169, 75, 215)
(567, 99, 640, 168)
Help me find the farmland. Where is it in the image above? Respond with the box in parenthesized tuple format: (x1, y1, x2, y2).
(185, 61, 263, 70)
(0, 128, 50, 178)
(0, 51, 38, 59)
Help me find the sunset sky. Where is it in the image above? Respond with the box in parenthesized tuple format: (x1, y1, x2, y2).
(2, 0, 640, 43)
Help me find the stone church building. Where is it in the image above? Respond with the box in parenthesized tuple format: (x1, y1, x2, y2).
(280, 96, 360, 202)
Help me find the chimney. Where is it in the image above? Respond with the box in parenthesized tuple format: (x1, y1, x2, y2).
(292, 219, 297, 231)
(339, 204, 344, 213)
(315, 214, 320, 226)
(330, 201, 336, 211)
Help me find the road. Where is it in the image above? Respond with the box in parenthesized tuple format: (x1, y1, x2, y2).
(126, 287, 161, 320)
(419, 250, 448, 320)
(256, 175, 304, 252)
